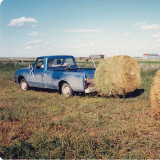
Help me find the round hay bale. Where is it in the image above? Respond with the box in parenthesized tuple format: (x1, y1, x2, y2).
(94, 55, 141, 96)
(150, 69, 160, 109)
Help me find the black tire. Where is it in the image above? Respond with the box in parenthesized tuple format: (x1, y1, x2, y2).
(20, 79, 29, 91)
(61, 83, 73, 97)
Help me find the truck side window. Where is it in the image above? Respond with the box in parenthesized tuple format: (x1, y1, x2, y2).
(48, 59, 54, 68)
(36, 58, 44, 69)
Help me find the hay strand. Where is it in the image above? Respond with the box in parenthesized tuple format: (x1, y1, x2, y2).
(150, 69, 160, 109)
(94, 55, 141, 96)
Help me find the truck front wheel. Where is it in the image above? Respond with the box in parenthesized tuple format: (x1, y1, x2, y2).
(20, 79, 29, 91)
(61, 83, 73, 97)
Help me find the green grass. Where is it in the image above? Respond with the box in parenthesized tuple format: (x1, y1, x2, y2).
(0, 62, 160, 159)
(136, 58, 160, 63)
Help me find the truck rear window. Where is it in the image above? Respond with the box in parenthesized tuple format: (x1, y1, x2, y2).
(48, 58, 75, 68)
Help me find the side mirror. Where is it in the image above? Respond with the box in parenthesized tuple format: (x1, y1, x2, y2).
(29, 64, 34, 75)
(29, 64, 33, 69)
(66, 66, 70, 71)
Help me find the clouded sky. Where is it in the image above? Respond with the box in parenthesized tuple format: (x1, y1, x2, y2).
(1, 0, 160, 57)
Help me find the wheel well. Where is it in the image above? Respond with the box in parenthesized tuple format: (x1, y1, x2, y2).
(18, 76, 25, 83)
(58, 80, 67, 93)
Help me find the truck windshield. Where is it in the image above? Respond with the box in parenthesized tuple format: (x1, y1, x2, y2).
(48, 58, 75, 68)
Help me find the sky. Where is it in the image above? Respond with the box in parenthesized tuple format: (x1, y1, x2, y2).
(0, 0, 160, 58)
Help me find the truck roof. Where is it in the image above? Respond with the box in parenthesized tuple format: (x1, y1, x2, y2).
(38, 55, 74, 59)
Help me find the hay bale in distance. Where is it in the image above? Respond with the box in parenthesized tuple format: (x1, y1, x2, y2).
(94, 55, 141, 96)
(150, 69, 160, 109)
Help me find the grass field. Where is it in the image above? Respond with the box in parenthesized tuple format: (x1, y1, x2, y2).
(0, 61, 160, 159)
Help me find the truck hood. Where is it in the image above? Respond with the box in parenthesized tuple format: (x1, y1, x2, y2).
(15, 68, 30, 74)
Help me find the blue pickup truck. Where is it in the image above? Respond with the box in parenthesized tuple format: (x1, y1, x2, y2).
(15, 55, 96, 97)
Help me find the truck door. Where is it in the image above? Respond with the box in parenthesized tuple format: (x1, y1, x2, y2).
(29, 58, 45, 88)
(42, 58, 60, 89)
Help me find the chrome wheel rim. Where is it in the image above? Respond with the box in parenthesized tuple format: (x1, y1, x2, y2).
(21, 82, 27, 90)
(63, 86, 70, 95)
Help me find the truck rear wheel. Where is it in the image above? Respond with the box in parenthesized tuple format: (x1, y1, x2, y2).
(61, 83, 73, 97)
(20, 79, 29, 91)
